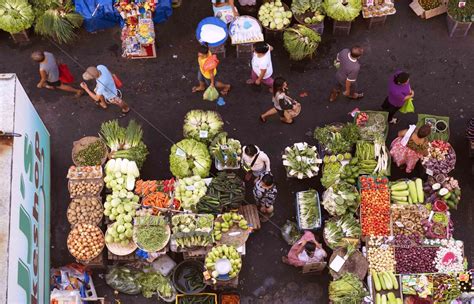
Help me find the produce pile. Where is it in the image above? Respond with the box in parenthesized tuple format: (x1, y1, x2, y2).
(313, 123, 359, 154)
(72, 139, 107, 166)
(205, 244, 242, 279)
(291, 0, 325, 24)
(328, 273, 368, 304)
(394, 246, 437, 274)
(360, 176, 390, 237)
(67, 223, 104, 261)
(282, 142, 322, 179)
(371, 270, 403, 304)
(258, 0, 292, 30)
(197, 172, 245, 214)
(67, 197, 103, 225)
(324, 214, 361, 249)
(134, 215, 170, 252)
(424, 176, 461, 210)
(183, 110, 223, 144)
(321, 182, 360, 217)
(390, 205, 425, 237)
(355, 111, 388, 141)
(421, 140, 456, 175)
(170, 139, 211, 178)
(100, 120, 149, 168)
(67, 165, 103, 179)
(171, 214, 214, 249)
(321, 156, 343, 188)
(283, 25, 321, 61)
(134, 178, 176, 197)
(68, 179, 103, 198)
(323, 0, 362, 21)
(174, 175, 208, 211)
(389, 179, 424, 204)
(355, 139, 389, 176)
(213, 211, 249, 242)
(136, 270, 174, 299)
(296, 189, 321, 229)
(210, 132, 241, 169)
(367, 237, 396, 272)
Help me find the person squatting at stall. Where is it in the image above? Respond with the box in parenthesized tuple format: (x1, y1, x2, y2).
(253, 172, 277, 222)
(31, 51, 83, 97)
(81, 65, 130, 115)
(390, 124, 431, 173)
(282, 231, 327, 267)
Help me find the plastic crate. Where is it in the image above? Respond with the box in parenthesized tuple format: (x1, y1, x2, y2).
(295, 190, 322, 230)
(175, 293, 218, 304)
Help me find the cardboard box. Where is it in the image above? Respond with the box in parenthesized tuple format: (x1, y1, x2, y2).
(409, 0, 448, 19)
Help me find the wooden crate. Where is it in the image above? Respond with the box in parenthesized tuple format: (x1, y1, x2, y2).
(409, 0, 448, 19)
(332, 20, 352, 35)
(447, 14, 472, 37)
(302, 262, 326, 274)
(239, 204, 261, 231)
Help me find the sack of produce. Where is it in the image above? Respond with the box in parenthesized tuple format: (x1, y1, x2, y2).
(203, 86, 219, 101)
(105, 266, 142, 295)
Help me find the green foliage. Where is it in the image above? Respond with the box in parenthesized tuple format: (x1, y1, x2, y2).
(323, 0, 361, 21)
(448, 0, 474, 22)
(34, 1, 83, 44)
(0, 0, 34, 34)
(291, 0, 323, 15)
(169, 139, 211, 178)
(314, 123, 360, 154)
(283, 24, 321, 61)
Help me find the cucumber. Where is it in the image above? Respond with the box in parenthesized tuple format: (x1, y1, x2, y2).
(408, 181, 417, 203)
(381, 294, 387, 304)
(376, 293, 381, 304)
(383, 272, 393, 290)
(396, 298, 403, 304)
(390, 182, 408, 191)
(372, 270, 382, 291)
(391, 190, 409, 197)
(415, 178, 424, 203)
(380, 272, 387, 290)
(387, 292, 397, 304)
(408, 195, 413, 204)
(388, 272, 399, 290)
(391, 196, 407, 202)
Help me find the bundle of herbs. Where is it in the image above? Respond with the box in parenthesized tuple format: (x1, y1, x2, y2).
(314, 123, 359, 154)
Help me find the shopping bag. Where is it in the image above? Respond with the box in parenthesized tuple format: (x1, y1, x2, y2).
(202, 54, 219, 72)
(203, 86, 219, 101)
(286, 102, 301, 118)
(58, 64, 74, 84)
(112, 74, 123, 88)
(399, 98, 415, 114)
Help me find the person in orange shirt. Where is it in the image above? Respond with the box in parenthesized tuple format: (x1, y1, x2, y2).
(192, 45, 231, 96)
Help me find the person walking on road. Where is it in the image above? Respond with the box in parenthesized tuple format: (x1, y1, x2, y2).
(31, 51, 83, 97)
(329, 46, 364, 102)
(81, 66, 130, 115)
(253, 172, 277, 222)
(247, 42, 274, 92)
(192, 45, 231, 96)
(241, 144, 271, 181)
(260, 77, 299, 124)
(382, 71, 414, 124)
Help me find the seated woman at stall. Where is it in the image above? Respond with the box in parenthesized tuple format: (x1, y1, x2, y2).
(211, 0, 239, 23)
(390, 124, 431, 174)
(282, 231, 327, 267)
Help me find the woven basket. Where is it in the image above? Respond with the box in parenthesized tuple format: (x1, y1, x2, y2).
(260, 2, 292, 32)
(329, 247, 368, 280)
(72, 136, 108, 166)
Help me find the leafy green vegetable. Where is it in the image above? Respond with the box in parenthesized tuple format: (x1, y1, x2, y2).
(283, 142, 322, 179)
(291, 0, 323, 15)
(314, 123, 359, 154)
(321, 161, 342, 188)
(105, 266, 142, 295)
(322, 182, 360, 216)
(100, 120, 125, 152)
(0, 0, 34, 34)
(170, 139, 211, 178)
(110, 142, 149, 169)
(323, 0, 361, 21)
(336, 214, 361, 238)
(209, 132, 242, 168)
(324, 220, 344, 249)
(297, 189, 320, 229)
(448, 0, 474, 22)
(183, 110, 223, 144)
(283, 24, 321, 61)
(136, 270, 174, 298)
(329, 273, 368, 304)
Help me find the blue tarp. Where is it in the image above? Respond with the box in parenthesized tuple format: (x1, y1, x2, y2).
(74, 0, 172, 32)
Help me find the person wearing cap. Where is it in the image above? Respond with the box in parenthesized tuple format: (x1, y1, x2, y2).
(31, 51, 83, 97)
(382, 71, 414, 124)
(329, 46, 364, 102)
(80, 65, 130, 114)
(282, 231, 327, 267)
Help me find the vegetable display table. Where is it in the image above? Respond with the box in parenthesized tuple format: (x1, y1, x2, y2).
(447, 14, 472, 38)
(329, 247, 368, 280)
(239, 204, 261, 231)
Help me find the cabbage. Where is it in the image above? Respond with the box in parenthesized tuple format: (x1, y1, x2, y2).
(323, 0, 361, 21)
(170, 139, 211, 178)
(183, 110, 224, 144)
(0, 0, 34, 34)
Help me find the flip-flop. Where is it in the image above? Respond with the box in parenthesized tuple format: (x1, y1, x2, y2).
(192, 86, 205, 93)
(260, 115, 266, 123)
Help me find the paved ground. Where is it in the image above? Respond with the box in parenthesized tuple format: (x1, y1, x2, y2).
(1, 0, 473, 302)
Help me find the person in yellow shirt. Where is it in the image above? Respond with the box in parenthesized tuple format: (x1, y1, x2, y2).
(192, 45, 231, 95)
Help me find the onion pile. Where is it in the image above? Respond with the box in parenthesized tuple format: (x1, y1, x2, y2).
(395, 246, 437, 273)
(67, 224, 104, 261)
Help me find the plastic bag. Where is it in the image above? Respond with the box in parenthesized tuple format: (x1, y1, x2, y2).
(400, 98, 415, 114)
(58, 64, 74, 84)
(202, 54, 219, 71)
(281, 220, 302, 245)
(203, 86, 219, 101)
(105, 266, 142, 295)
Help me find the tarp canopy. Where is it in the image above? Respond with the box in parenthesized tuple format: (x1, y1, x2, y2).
(74, 0, 172, 32)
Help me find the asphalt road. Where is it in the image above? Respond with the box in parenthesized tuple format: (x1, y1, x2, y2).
(1, 0, 473, 302)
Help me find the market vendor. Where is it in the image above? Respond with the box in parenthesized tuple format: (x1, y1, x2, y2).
(81, 66, 130, 115)
(211, 0, 239, 23)
(390, 124, 431, 173)
(282, 231, 327, 267)
(241, 144, 271, 181)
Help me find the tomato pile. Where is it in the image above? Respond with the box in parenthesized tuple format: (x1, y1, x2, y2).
(360, 176, 391, 236)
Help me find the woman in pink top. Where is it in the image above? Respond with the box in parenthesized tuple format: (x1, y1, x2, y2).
(282, 231, 327, 267)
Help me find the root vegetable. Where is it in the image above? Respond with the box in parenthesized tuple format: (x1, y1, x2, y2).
(67, 197, 103, 225)
(67, 224, 104, 261)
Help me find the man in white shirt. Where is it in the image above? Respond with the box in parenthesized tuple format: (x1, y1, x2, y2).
(247, 42, 274, 91)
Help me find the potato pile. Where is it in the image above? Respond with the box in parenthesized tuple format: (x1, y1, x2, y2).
(67, 224, 104, 261)
(367, 237, 396, 272)
(67, 165, 103, 179)
(67, 197, 103, 225)
(69, 180, 103, 197)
